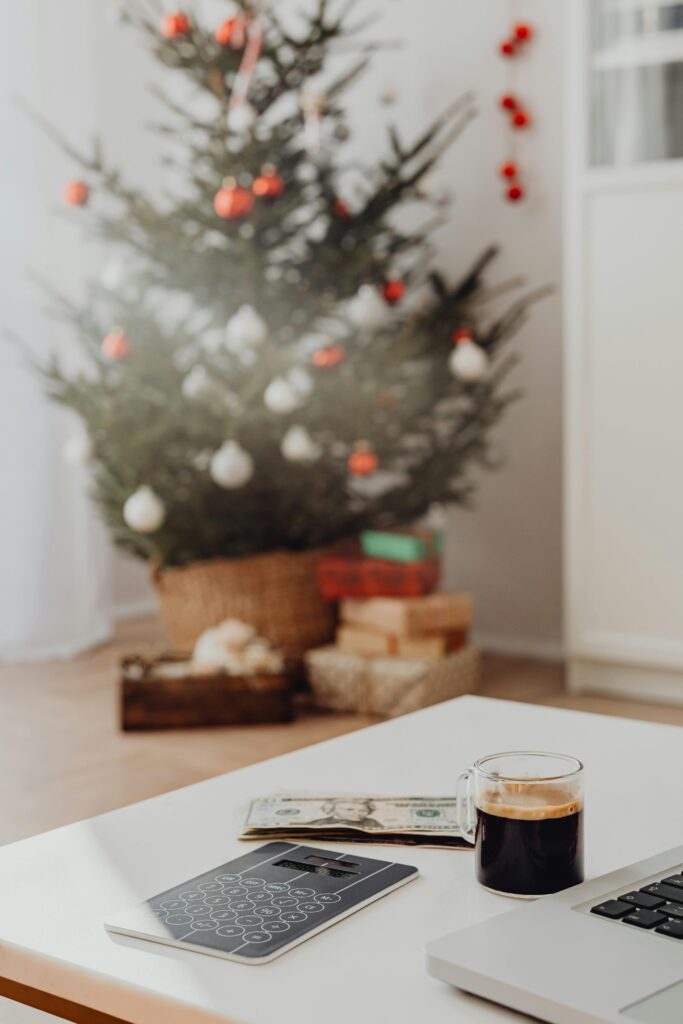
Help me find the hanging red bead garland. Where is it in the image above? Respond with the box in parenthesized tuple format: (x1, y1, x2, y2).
(161, 12, 191, 39)
(64, 180, 90, 207)
(496, 10, 535, 203)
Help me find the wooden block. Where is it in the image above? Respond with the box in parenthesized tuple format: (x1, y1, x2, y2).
(340, 593, 473, 637)
(337, 625, 467, 661)
(120, 656, 293, 730)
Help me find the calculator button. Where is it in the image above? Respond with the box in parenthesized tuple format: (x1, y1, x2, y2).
(160, 899, 186, 911)
(216, 874, 241, 884)
(315, 893, 342, 904)
(258, 906, 280, 918)
(179, 890, 204, 901)
(222, 886, 248, 897)
(289, 888, 315, 898)
(185, 902, 211, 915)
(280, 911, 307, 923)
(198, 882, 223, 893)
(263, 920, 290, 933)
(298, 902, 324, 913)
(190, 918, 218, 931)
(250, 892, 272, 904)
(150, 908, 168, 919)
(235, 915, 262, 928)
(216, 925, 244, 938)
(264, 883, 289, 893)
(272, 896, 297, 908)
(204, 895, 230, 907)
(210, 910, 237, 922)
(231, 901, 255, 913)
(241, 878, 266, 888)
(165, 913, 192, 926)
(244, 931, 270, 944)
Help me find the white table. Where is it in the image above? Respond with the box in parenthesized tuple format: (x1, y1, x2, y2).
(0, 695, 681, 1024)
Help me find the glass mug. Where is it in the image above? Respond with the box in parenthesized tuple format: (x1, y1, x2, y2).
(456, 751, 584, 898)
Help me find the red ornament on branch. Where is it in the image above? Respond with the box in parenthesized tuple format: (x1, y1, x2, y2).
(214, 16, 246, 48)
(381, 279, 406, 305)
(252, 165, 285, 200)
(214, 179, 254, 219)
(332, 198, 351, 220)
(64, 180, 90, 207)
(348, 443, 379, 477)
(312, 344, 346, 369)
(101, 328, 131, 362)
(161, 12, 191, 39)
(452, 328, 472, 345)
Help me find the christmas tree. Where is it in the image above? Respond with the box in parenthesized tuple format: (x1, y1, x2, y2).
(37, 1, 543, 568)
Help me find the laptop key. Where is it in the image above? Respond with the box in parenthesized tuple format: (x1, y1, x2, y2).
(623, 909, 667, 929)
(663, 903, 683, 920)
(620, 892, 665, 910)
(591, 900, 632, 919)
(655, 919, 683, 939)
(641, 883, 683, 904)
(661, 875, 683, 889)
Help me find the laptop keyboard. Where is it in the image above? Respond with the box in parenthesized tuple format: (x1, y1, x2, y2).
(591, 872, 683, 939)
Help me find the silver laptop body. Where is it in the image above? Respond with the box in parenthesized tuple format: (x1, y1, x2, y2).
(425, 845, 683, 1024)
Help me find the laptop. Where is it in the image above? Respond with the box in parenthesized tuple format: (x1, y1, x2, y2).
(425, 844, 683, 1024)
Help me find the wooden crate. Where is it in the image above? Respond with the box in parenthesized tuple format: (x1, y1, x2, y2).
(120, 656, 293, 731)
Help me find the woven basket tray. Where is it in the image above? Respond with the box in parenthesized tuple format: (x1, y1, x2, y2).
(152, 548, 337, 666)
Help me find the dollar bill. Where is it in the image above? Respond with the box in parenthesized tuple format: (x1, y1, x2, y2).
(240, 795, 469, 849)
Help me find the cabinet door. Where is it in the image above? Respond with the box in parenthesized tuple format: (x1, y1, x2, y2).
(576, 185, 683, 660)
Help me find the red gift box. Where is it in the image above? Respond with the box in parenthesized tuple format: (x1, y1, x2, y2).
(317, 553, 440, 600)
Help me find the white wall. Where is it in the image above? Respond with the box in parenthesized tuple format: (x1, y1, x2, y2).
(60, 2, 565, 655)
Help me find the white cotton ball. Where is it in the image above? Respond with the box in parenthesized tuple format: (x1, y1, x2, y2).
(281, 425, 321, 463)
(288, 367, 314, 397)
(182, 364, 212, 400)
(210, 440, 254, 489)
(449, 338, 489, 382)
(227, 103, 257, 134)
(63, 432, 94, 466)
(347, 284, 388, 331)
(193, 619, 256, 667)
(224, 305, 268, 351)
(123, 486, 166, 534)
(264, 378, 301, 414)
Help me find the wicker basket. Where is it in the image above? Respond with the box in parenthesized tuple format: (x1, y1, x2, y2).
(152, 548, 337, 665)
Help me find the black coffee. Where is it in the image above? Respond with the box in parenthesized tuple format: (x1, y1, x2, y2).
(475, 802, 584, 897)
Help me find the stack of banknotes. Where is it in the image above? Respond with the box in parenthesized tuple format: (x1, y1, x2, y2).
(240, 795, 470, 849)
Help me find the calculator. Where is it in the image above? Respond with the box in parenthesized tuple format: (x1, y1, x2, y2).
(105, 841, 418, 964)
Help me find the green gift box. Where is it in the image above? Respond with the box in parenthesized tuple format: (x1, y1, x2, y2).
(360, 528, 444, 564)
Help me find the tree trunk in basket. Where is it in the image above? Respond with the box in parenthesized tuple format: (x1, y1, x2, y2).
(152, 548, 337, 666)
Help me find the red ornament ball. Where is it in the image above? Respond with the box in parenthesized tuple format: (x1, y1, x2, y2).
(161, 12, 191, 39)
(499, 161, 518, 180)
(214, 183, 254, 219)
(312, 344, 346, 369)
(506, 184, 525, 202)
(214, 16, 246, 48)
(452, 328, 472, 345)
(333, 198, 351, 220)
(512, 108, 531, 129)
(514, 22, 534, 42)
(500, 39, 516, 57)
(252, 166, 285, 200)
(64, 180, 90, 207)
(101, 328, 131, 362)
(381, 279, 406, 305)
(499, 93, 518, 112)
(348, 444, 379, 477)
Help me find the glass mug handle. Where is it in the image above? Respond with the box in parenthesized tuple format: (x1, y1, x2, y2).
(456, 768, 476, 844)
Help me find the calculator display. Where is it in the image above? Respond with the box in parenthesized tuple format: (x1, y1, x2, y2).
(274, 858, 358, 879)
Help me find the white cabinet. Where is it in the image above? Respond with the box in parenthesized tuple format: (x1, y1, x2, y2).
(565, 0, 683, 701)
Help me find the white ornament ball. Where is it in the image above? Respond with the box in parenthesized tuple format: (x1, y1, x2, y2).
(264, 378, 301, 415)
(181, 364, 212, 400)
(288, 367, 314, 397)
(449, 338, 489, 382)
(227, 103, 257, 134)
(281, 425, 321, 463)
(224, 305, 268, 351)
(123, 486, 166, 534)
(348, 284, 388, 331)
(210, 440, 254, 489)
(63, 432, 94, 466)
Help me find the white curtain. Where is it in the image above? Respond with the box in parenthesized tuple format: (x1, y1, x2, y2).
(0, 2, 113, 659)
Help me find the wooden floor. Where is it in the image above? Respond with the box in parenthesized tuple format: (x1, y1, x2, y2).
(2, 615, 682, 849)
